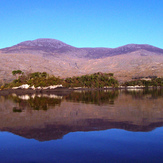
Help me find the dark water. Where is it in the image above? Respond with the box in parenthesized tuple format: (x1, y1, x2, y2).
(0, 89, 163, 162)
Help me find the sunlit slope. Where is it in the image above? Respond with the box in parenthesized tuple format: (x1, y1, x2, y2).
(0, 38, 163, 82)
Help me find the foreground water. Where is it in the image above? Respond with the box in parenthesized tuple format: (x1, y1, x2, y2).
(0, 89, 163, 162)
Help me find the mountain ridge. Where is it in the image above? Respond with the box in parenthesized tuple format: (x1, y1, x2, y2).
(1, 38, 163, 49)
(0, 38, 163, 82)
(1, 38, 163, 59)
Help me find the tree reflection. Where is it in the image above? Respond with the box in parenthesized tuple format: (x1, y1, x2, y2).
(65, 90, 119, 105)
(0, 89, 162, 141)
(8, 88, 163, 113)
(9, 95, 62, 112)
(123, 88, 163, 99)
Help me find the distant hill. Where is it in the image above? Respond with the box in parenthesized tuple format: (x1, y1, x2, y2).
(0, 38, 163, 82)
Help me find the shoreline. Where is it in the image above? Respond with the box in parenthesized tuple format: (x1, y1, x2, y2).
(0, 86, 162, 96)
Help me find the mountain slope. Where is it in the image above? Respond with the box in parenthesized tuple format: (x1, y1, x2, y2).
(0, 38, 163, 82)
(1, 38, 163, 58)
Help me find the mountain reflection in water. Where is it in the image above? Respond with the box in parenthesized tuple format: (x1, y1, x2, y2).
(0, 89, 162, 141)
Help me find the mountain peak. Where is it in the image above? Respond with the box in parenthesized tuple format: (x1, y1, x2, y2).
(17, 38, 72, 49)
(1, 39, 163, 58)
(113, 43, 163, 55)
(119, 43, 159, 49)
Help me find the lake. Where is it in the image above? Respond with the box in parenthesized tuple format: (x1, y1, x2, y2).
(0, 89, 163, 163)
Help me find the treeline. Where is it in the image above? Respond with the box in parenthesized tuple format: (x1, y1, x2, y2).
(64, 72, 118, 88)
(2, 70, 162, 89)
(3, 71, 63, 89)
(123, 78, 163, 87)
(2, 71, 119, 89)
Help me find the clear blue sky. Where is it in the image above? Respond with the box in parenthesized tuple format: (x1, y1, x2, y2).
(0, 0, 163, 49)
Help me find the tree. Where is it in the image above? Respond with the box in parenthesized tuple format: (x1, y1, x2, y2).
(12, 70, 23, 79)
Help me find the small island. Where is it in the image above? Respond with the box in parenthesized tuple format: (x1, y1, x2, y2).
(0, 70, 163, 94)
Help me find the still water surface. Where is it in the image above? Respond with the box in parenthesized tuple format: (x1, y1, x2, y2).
(0, 89, 163, 162)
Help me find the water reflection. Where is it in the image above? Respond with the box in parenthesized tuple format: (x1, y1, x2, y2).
(124, 88, 163, 99)
(65, 90, 119, 105)
(0, 89, 163, 141)
(10, 94, 62, 111)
